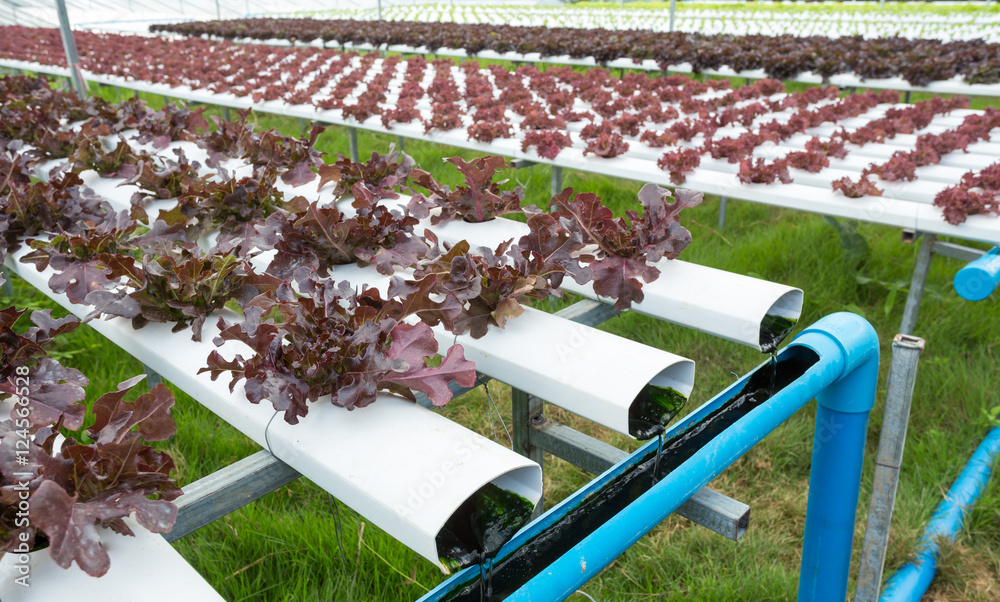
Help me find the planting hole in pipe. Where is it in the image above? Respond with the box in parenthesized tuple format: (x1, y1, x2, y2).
(436, 345, 819, 602)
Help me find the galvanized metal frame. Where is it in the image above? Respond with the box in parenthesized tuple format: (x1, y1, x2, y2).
(855, 333, 926, 602)
(899, 233, 988, 335)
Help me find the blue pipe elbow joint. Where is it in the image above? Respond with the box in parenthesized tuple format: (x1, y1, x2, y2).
(954, 247, 1000, 301)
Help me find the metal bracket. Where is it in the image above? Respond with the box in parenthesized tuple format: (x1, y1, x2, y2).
(348, 126, 359, 162)
(166, 450, 301, 542)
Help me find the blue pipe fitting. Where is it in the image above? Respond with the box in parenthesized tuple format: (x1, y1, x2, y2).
(879, 426, 1000, 602)
(419, 313, 879, 602)
(954, 246, 1000, 301)
(793, 312, 880, 414)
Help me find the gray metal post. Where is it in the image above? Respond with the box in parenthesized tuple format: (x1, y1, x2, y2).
(551, 165, 563, 198)
(512, 388, 545, 518)
(222, 106, 231, 121)
(718, 196, 728, 230)
(348, 126, 360, 162)
(143, 365, 164, 390)
(397, 135, 405, 152)
(899, 233, 936, 335)
(299, 117, 308, 135)
(1, 276, 13, 298)
(377, 0, 382, 20)
(855, 334, 925, 602)
(669, 0, 677, 32)
(215, 0, 220, 20)
(55, 0, 88, 100)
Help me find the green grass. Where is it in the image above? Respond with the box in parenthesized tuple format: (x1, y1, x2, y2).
(3, 76, 1000, 601)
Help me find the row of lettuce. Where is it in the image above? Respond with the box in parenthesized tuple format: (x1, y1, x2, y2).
(0, 74, 701, 575)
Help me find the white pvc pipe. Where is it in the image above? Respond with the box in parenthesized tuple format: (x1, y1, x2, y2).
(404, 214, 803, 351)
(7, 58, 1000, 244)
(307, 263, 695, 438)
(451, 305, 695, 437)
(3, 250, 542, 573)
(0, 517, 224, 600)
(33, 145, 696, 437)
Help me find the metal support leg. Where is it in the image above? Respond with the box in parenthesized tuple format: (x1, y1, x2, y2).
(133, 89, 140, 99)
(162, 94, 169, 107)
(718, 196, 728, 230)
(222, 106, 231, 121)
(551, 165, 563, 197)
(299, 117, 307, 136)
(899, 233, 937, 335)
(512, 388, 544, 518)
(1, 275, 13, 298)
(55, 0, 87, 100)
(142, 365, 164, 390)
(904, 90, 911, 104)
(855, 334, 926, 602)
(348, 126, 359, 162)
(397, 135, 405, 152)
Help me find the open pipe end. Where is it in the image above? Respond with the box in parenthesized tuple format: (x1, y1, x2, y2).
(736, 509, 750, 541)
(434, 465, 542, 575)
(758, 289, 804, 353)
(629, 360, 695, 440)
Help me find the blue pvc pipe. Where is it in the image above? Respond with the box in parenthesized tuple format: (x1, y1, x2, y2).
(798, 408, 870, 601)
(418, 313, 879, 602)
(879, 426, 1000, 602)
(953, 247, 1000, 301)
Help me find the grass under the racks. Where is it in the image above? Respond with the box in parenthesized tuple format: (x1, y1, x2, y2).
(2, 77, 999, 601)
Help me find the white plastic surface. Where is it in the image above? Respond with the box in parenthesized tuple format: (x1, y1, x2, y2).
(411, 214, 803, 349)
(3, 249, 542, 573)
(0, 517, 224, 602)
(3, 58, 1000, 245)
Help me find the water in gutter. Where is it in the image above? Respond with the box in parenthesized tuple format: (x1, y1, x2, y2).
(437, 346, 819, 601)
